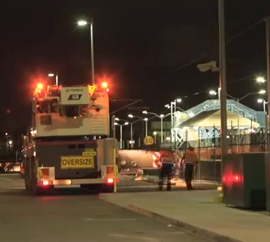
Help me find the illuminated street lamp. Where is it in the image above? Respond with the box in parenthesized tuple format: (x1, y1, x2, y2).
(128, 114, 149, 137)
(153, 131, 157, 144)
(142, 111, 170, 143)
(209, 89, 266, 100)
(48, 73, 59, 86)
(77, 19, 95, 84)
(164, 98, 182, 142)
(210, 89, 266, 147)
(256, 76, 266, 83)
(125, 116, 142, 149)
(259, 89, 267, 94)
(209, 90, 217, 96)
(77, 20, 88, 26)
(114, 121, 129, 149)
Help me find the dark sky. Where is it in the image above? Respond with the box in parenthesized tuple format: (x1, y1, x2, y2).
(0, 0, 270, 135)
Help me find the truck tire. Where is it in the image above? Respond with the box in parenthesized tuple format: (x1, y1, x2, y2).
(24, 179, 30, 191)
(100, 184, 114, 193)
(31, 186, 43, 196)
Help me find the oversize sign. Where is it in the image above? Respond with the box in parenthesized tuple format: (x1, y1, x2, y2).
(60, 156, 94, 169)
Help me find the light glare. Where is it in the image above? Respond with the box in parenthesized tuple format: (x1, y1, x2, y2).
(77, 20, 88, 26)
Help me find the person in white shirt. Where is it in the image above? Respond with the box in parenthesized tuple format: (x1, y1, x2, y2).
(180, 147, 199, 190)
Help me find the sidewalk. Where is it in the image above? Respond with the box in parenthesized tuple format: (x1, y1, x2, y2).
(142, 175, 220, 189)
(99, 190, 270, 242)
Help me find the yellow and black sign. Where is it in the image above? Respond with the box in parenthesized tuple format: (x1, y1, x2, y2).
(60, 156, 94, 169)
(144, 136, 154, 145)
(61, 148, 97, 169)
(82, 148, 96, 157)
(88, 85, 96, 95)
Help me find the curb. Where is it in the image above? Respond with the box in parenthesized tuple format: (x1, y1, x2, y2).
(99, 195, 241, 242)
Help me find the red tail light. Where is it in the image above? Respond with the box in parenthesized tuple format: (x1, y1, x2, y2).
(223, 174, 242, 184)
(234, 175, 240, 182)
(39, 180, 49, 186)
(107, 178, 114, 184)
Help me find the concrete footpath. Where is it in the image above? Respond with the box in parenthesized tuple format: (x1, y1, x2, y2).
(142, 175, 220, 189)
(99, 190, 270, 242)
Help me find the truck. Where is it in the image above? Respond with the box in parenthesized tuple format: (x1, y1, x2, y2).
(22, 81, 118, 195)
(0, 141, 22, 173)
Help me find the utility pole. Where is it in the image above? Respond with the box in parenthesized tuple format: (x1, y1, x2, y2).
(265, 17, 270, 151)
(111, 115, 117, 193)
(219, 0, 228, 162)
(90, 18, 95, 85)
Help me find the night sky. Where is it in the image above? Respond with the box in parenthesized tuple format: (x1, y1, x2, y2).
(0, 0, 270, 136)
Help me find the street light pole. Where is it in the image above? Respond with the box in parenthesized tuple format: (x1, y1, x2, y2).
(265, 17, 270, 150)
(170, 99, 181, 143)
(145, 118, 148, 137)
(160, 116, 164, 143)
(219, 0, 228, 159)
(170, 102, 174, 142)
(237, 98, 240, 150)
(130, 123, 133, 147)
(90, 18, 95, 85)
(119, 125, 123, 149)
(77, 19, 95, 85)
(258, 99, 268, 142)
(153, 132, 157, 144)
(128, 118, 142, 148)
(55, 74, 59, 86)
(48, 73, 59, 86)
(227, 92, 265, 148)
(111, 115, 117, 193)
(114, 120, 128, 149)
(142, 111, 170, 143)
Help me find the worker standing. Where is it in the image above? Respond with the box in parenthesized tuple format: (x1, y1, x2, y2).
(180, 147, 198, 190)
(158, 156, 175, 191)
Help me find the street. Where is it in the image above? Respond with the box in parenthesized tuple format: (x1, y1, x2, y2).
(0, 174, 210, 242)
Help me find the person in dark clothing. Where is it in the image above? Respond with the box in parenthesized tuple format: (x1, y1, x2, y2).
(158, 158, 175, 191)
(184, 163, 194, 190)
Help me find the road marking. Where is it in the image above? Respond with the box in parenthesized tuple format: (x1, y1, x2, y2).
(85, 218, 137, 222)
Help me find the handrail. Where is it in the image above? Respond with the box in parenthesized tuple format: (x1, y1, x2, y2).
(183, 99, 258, 122)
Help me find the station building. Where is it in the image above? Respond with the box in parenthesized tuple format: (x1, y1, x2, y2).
(151, 99, 266, 150)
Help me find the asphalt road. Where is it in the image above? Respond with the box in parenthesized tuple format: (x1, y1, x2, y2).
(0, 174, 210, 242)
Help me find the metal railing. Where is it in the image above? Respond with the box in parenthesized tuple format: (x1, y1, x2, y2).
(184, 99, 258, 122)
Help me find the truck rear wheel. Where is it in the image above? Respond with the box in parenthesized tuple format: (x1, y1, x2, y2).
(99, 184, 114, 193)
(24, 179, 30, 190)
(31, 186, 43, 196)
